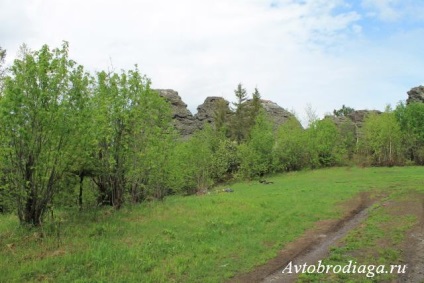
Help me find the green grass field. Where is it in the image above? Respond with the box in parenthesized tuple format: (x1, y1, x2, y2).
(1, 166, 423, 282)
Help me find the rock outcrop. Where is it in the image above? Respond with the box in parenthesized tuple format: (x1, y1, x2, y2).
(156, 89, 201, 136)
(347, 110, 382, 129)
(407, 86, 424, 104)
(195, 97, 231, 129)
(327, 110, 382, 142)
(329, 110, 381, 127)
(156, 89, 300, 136)
(260, 100, 300, 128)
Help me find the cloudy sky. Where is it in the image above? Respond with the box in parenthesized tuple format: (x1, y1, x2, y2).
(1, 0, 423, 122)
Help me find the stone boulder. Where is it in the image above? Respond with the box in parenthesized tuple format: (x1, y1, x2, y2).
(156, 89, 201, 136)
(407, 86, 424, 104)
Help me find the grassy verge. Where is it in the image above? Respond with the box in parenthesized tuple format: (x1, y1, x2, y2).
(0, 166, 423, 282)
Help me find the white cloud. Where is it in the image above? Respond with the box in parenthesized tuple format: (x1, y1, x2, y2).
(1, 0, 423, 121)
(361, 0, 424, 22)
(361, 0, 401, 21)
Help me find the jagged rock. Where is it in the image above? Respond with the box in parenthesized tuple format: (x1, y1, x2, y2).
(407, 86, 424, 104)
(156, 89, 200, 136)
(195, 96, 231, 128)
(157, 89, 301, 136)
(259, 100, 300, 128)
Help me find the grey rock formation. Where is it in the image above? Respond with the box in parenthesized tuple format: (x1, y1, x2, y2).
(407, 86, 424, 104)
(347, 110, 382, 129)
(259, 100, 300, 128)
(156, 89, 200, 136)
(156, 89, 301, 136)
(327, 115, 355, 127)
(327, 109, 382, 142)
(195, 96, 231, 128)
(327, 109, 381, 127)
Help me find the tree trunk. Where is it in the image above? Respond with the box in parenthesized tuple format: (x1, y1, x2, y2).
(79, 173, 84, 210)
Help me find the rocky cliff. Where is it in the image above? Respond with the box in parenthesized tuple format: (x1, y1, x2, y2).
(155, 89, 299, 136)
(195, 96, 232, 129)
(407, 85, 424, 104)
(156, 89, 201, 136)
(260, 100, 299, 127)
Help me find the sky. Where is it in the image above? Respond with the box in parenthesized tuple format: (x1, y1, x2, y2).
(1, 0, 424, 123)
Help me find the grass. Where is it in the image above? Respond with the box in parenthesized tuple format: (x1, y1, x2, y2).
(0, 166, 423, 282)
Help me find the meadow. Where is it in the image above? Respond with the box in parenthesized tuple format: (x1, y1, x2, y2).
(1, 166, 423, 282)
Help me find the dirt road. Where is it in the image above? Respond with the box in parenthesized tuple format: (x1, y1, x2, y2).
(229, 191, 424, 283)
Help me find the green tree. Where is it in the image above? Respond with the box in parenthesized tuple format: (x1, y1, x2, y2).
(248, 87, 262, 129)
(273, 117, 307, 171)
(333, 105, 355, 117)
(238, 111, 274, 179)
(0, 42, 88, 225)
(360, 109, 403, 166)
(306, 118, 344, 168)
(126, 88, 176, 201)
(0, 46, 5, 81)
(395, 102, 424, 164)
(338, 119, 357, 161)
(91, 67, 174, 207)
(169, 126, 216, 194)
(66, 66, 96, 210)
(229, 84, 263, 143)
(0, 46, 7, 212)
(230, 83, 249, 143)
(210, 138, 239, 182)
(0, 46, 6, 91)
(213, 98, 231, 136)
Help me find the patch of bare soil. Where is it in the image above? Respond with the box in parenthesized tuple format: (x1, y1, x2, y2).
(398, 192, 424, 283)
(228, 191, 381, 283)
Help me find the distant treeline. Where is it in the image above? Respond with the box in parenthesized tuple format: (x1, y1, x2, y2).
(0, 43, 423, 225)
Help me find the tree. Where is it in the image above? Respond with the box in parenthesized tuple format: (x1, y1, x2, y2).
(0, 42, 88, 225)
(229, 84, 263, 143)
(306, 118, 344, 168)
(230, 83, 249, 143)
(66, 65, 96, 210)
(333, 105, 354, 117)
(169, 126, 216, 194)
(126, 88, 176, 201)
(305, 103, 319, 127)
(273, 117, 308, 171)
(338, 118, 356, 161)
(213, 98, 231, 136)
(238, 111, 274, 179)
(360, 110, 403, 166)
(91, 67, 175, 206)
(395, 102, 424, 164)
(0, 46, 6, 91)
(248, 87, 262, 128)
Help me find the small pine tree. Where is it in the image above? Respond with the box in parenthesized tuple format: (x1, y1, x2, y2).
(231, 83, 249, 143)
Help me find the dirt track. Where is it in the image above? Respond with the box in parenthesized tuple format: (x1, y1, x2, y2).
(230, 191, 424, 283)
(399, 193, 424, 283)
